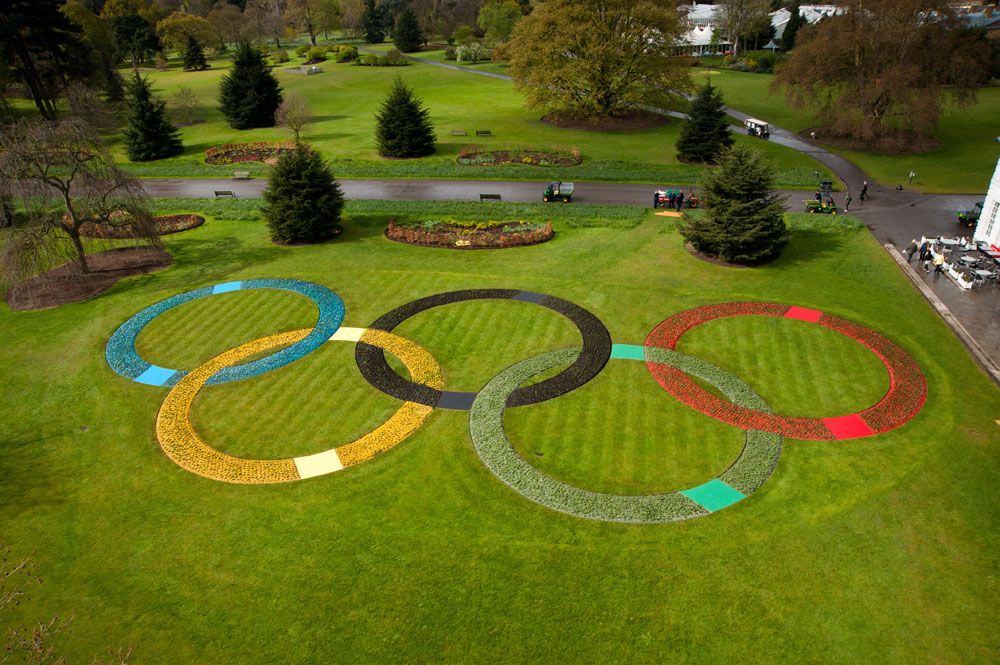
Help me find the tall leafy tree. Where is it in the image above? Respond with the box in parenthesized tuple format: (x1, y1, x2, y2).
(183, 34, 209, 70)
(505, 0, 691, 121)
(719, 0, 772, 57)
(361, 0, 384, 43)
(780, 0, 803, 51)
(374, 77, 435, 158)
(676, 83, 733, 163)
(393, 6, 423, 52)
(477, 0, 522, 44)
(772, 0, 989, 141)
(219, 41, 283, 129)
(262, 145, 344, 244)
(679, 145, 788, 264)
(111, 14, 160, 68)
(123, 73, 183, 161)
(0, 0, 91, 119)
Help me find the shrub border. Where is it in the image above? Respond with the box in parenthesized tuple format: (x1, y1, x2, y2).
(644, 302, 928, 440)
(105, 278, 345, 387)
(468, 346, 782, 523)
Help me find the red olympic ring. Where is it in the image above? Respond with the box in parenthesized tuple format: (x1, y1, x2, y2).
(644, 302, 927, 440)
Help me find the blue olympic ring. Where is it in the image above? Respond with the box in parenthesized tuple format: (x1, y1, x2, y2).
(105, 278, 345, 387)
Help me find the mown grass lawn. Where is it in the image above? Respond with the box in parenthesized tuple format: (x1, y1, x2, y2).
(107, 48, 832, 187)
(1, 201, 999, 662)
(694, 68, 1000, 194)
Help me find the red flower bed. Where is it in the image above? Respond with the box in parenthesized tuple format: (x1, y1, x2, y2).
(385, 219, 554, 249)
(205, 142, 299, 165)
(644, 302, 927, 440)
(78, 214, 205, 239)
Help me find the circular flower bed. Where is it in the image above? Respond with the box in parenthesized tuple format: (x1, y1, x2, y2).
(79, 214, 205, 239)
(457, 145, 582, 167)
(205, 141, 299, 165)
(385, 219, 554, 249)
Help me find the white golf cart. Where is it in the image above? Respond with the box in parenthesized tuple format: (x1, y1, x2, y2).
(744, 118, 770, 139)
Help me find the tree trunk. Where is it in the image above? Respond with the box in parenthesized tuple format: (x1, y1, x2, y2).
(65, 226, 90, 274)
(11, 39, 57, 120)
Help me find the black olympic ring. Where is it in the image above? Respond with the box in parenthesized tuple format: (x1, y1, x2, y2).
(355, 289, 612, 410)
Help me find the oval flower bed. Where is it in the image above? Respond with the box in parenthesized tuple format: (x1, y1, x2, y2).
(205, 141, 299, 165)
(78, 214, 206, 239)
(386, 219, 554, 249)
(457, 145, 582, 167)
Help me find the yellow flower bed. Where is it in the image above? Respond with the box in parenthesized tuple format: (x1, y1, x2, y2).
(156, 327, 443, 484)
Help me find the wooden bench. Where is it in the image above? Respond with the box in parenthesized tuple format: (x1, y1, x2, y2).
(214, 190, 236, 198)
(475, 130, 492, 137)
(479, 193, 502, 202)
(232, 171, 251, 180)
(451, 129, 468, 136)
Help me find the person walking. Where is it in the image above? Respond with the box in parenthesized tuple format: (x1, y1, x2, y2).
(933, 252, 946, 275)
(676, 190, 685, 212)
(860, 180, 869, 201)
(918, 239, 930, 262)
(652, 191, 659, 209)
(844, 193, 852, 211)
(906, 239, 918, 262)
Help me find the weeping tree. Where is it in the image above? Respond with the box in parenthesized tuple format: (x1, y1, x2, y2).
(0, 119, 160, 283)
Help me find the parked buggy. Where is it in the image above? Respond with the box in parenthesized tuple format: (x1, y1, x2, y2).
(543, 181, 574, 203)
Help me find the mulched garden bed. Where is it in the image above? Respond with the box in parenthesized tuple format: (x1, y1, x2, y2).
(205, 141, 299, 165)
(385, 219, 554, 249)
(457, 146, 582, 167)
(6, 246, 172, 311)
(541, 110, 669, 131)
(79, 214, 205, 239)
(800, 127, 941, 155)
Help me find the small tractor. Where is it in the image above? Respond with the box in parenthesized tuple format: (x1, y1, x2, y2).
(744, 118, 770, 139)
(805, 180, 838, 214)
(543, 181, 574, 203)
(958, 202, 983, 228)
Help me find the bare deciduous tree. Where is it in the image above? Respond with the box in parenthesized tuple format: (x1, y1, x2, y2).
(0, 118, 159, 279)
(276, 91, 313, 142)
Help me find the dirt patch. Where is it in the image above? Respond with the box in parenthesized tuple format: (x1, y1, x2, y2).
(541, 110, 669, 132)
(6, 246, 172, 311)
(683, 241, 777, 268)
(801, 127, 942, 155)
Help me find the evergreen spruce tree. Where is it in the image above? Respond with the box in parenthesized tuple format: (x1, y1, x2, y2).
(219, 42, 283, 129)
(393, 7, 423, 52)
(375, 77, 436, 158)
(183, 35, 209, 71)
(676, 83, 733, 163)
(679, 145, 788, 264)
(105, 67, 125, 102)
(781, 0, 803, 52)
(361, 0, 385, 44)
(262, 145, 345, 244)
(123, 73, 183, 161)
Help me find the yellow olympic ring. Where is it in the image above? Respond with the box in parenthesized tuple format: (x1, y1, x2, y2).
(155, 327, 444, 484)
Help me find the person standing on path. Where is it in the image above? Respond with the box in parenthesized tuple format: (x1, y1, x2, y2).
(860, 180, 869, 201)
(906, 239, 918, 262)
(676, 191, 685, 212)
(919, 239, 930, 262)
(844, 193, 852, 211)
(652, 191, 659, 208)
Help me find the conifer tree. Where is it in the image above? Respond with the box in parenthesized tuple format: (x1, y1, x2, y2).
(781, 0, 803, 52)
(676, 83, 733, 163)
(361, 0, 385, 44)
(262, 145, 344, 244)
(183, 35, 209, 71)
(374, 77, 436, 158)
(679, 145, 788, 264)
(105, 67, 125, 102)
(393, 7, 423, 52)
(219, 42, 283, 129)
(123, 73, 183, 161)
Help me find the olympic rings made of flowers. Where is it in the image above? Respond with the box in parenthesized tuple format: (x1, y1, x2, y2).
(155, 326, 443, 484)
(468, 345, 783, 523)
(355, 289, 612, 411)
(106, 279, 345, 387)
(644, 302, 928, 440)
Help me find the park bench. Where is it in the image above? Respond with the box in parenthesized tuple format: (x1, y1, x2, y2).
(214, 190, 236, 198)
(475, 130, 492, 137)
(451, 130, 468, 136)
(306, 66, 323, 75)
(232, 171, 251, 180)
(479, 193, 502, 202)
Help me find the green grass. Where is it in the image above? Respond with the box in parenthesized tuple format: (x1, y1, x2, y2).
(103, 51, 833, 187)
(695, 68, 1000, 194)
(2, 203, 999, 662)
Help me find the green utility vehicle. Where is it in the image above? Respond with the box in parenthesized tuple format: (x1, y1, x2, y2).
(543, 181, 574, 203)
(958, 202, 983, 228)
